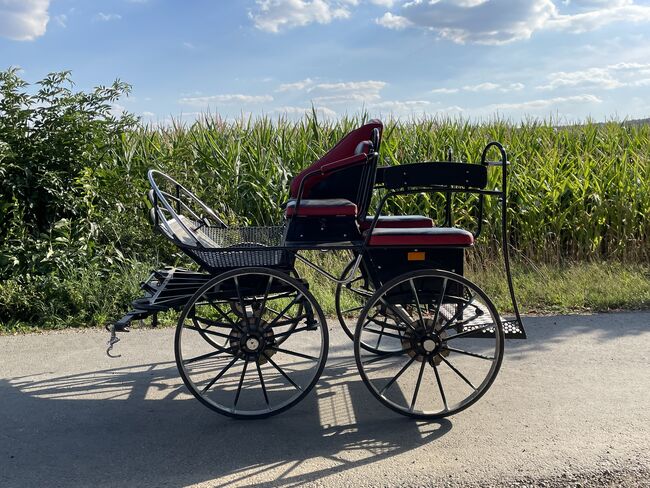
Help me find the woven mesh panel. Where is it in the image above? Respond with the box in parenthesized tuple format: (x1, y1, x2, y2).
(184, 225, 291, 271)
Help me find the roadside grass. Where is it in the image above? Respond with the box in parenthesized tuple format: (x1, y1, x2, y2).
(2, 257, 647, 334)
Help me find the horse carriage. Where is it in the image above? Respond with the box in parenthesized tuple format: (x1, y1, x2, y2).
(109, 119, 526, 419)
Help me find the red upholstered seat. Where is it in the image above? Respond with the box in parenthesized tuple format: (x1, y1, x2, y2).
(360, 215, 434, 230)
(289, 120, 383, 200)
(284, 198, 357, 217)
(368, 227, 474, 247)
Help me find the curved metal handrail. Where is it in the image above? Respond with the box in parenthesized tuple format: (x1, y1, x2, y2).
(147, 169, 227, 248)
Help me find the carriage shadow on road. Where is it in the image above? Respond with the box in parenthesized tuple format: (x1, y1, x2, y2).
(1, 354, 452, 488)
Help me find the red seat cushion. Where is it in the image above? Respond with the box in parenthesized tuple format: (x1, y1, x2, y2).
(368, 227, 474, 247)
(285, 199, 357, 217)
(360, 215, 434, 230)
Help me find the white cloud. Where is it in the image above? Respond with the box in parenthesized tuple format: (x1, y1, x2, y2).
(273, 105, 337, 118)
(141, 111, 155, 117)
(463, 82, 501, 92)
(276, 78, 388, 104)
(431, 87, 460, 94)
(311, 80, 386, 93)
(0, 0, 49, 41)
(432, 82, 525, 94)
(489, 94, 602, 111)
(94, 12, 122, 22)
(548, 3, 650, 33)
(376, 12, 411, 29)
(277, 78, 316, 91)
(375, 0, 650, 45)
(251, 0, 352, 33)
(383, 0, 557, 45)
(537, 62, 650, 90)
(178, 94, 274, 105)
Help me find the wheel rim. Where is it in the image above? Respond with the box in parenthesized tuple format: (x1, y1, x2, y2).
(355, 270, 503, 419)
(176, 268, 328, 418)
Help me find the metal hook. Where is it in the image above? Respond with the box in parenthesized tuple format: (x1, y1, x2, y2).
(106, 324, 121, 358)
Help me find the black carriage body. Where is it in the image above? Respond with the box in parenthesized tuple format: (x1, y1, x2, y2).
(284, 215, 361, 244)
(361, 247, 465, 291)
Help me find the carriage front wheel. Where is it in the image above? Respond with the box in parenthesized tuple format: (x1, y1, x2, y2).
(176, 267, 328, 419)
(354, 269, 504, 419)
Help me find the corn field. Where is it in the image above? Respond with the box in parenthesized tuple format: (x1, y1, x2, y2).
(117, 114, 650, 262)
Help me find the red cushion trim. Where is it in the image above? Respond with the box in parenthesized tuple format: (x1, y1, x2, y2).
(285, 199, 357, 217)
(368, 228, 474, 247)
(360, 215, 434, 230)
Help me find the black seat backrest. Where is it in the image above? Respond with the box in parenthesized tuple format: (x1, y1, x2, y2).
(383, 162, 488, 191)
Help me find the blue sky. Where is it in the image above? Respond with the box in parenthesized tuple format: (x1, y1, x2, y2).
(2, 0, 650, 123)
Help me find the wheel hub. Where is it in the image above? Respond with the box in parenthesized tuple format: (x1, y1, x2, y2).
(229, 316, 275, 363)
(402, 317, 450, 364)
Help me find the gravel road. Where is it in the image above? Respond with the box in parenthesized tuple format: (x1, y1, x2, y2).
(1, 312, 649, 487)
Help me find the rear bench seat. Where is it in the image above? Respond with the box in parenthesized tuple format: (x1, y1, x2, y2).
(367, 227, 474, 247)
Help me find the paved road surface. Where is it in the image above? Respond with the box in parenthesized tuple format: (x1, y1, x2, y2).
(1, 312, 649, 487)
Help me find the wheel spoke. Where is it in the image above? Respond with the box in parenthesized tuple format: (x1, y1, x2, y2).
(409, 360, 427, 412)
(446, 346, 495, 360)
(271, 324, 318, 341)
(187, 322, 231, 340)
(375, 325, 385, 348)
(362, 327, 404, 341)
(268, 346, 319, 361)
(255, 275, 274, 330)
(380, 355, 416, 395)
(233, 276, 248, 321)
(431, 362, 448, 411)
(362, 349, 409, 365)
(256, 362, 270, 407)
(440, 356, 477, 391)
(264, 353, 303, 391)
(431, 278, 448, 328)
(439, 295, 476, 333)
(184, 345, 236, 365)
(201, 356, 238, 394)
(266, 293, 303, 329)
(233, 360, 249, 407)
(268, 314, 308, 329)
(409, 279, 425, 328)
(341, 305, 364, 314)
(366, 316, 407, 333)
(379, 298, 417, 333)
(194, 316, 232, 329)
(207, 297, 246, 335)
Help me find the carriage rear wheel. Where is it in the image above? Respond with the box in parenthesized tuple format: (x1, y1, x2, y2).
(354, 269, 504, 419)
(176, 267, 328, 418)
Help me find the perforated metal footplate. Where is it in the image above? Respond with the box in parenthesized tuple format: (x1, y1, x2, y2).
(458, 311, 526, 339)
(443, 300, 527, 339)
